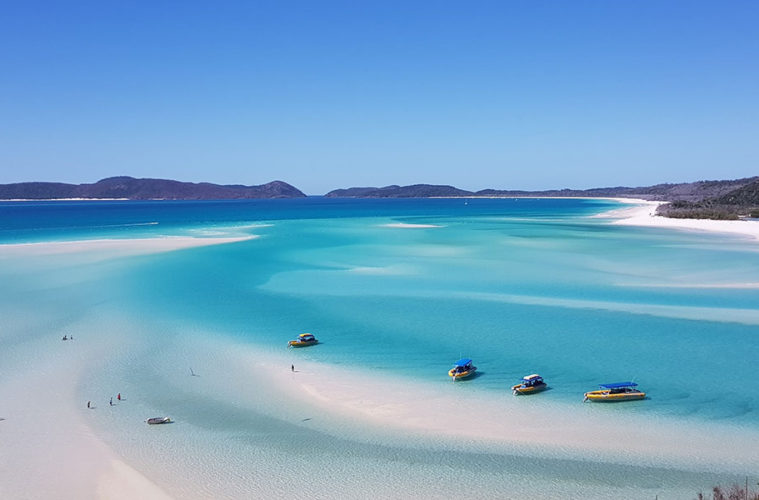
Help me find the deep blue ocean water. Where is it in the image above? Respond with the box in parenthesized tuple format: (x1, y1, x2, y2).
(2, 197, 759, 427)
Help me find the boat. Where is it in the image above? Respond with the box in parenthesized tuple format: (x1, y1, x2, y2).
(146, 416, 172, 425)
(448, 358, 477, 380)
(512, 374, 547, 395)
(583, 382, 645, 402)
(288, 333, 318, 347)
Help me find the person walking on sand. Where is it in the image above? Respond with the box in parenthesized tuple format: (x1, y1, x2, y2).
(291, 364, 294, 372)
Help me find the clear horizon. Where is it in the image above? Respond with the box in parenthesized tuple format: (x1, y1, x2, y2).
(1, 1, 757, 195)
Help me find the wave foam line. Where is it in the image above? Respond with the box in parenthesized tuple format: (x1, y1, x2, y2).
(380, 223, 443, 228)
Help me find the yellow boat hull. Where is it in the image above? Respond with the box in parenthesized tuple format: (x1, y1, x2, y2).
(288, 340, 318, 347)
(448, 369, 475, 380)
(583, 390, 645, 402)
(512, 383, 547, 395)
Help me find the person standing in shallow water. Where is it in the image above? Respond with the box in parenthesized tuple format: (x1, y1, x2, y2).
(109, 397, 113, 406)
(87, 401, 91, 409)
(291, 364, 294, 372)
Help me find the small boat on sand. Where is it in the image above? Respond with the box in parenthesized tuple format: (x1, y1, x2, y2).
(146, 416, 172, 425)
(512, 374, 547, 395)
(288, 333, 318, 347)
(583, 382, 645, 402)
(448, 358, 477, 380)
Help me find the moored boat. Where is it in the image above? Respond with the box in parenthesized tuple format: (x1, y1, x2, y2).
(583, 382, 645, 402)
(146, 416, 172, 424)
(448, 358, 477, 380)
(288, 333, 318, 347)
(512, 374, 547, 395)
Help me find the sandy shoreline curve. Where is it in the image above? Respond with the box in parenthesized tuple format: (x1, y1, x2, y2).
(249, 351, 759, 474)
(0, 317, 173, 500)
(598, 198, 759, 241)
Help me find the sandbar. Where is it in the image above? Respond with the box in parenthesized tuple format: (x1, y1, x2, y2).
(247, 350, 759, 474)
(0, 235, 257, 259)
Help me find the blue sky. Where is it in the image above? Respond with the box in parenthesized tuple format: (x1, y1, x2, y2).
(1, 1, 757, 194)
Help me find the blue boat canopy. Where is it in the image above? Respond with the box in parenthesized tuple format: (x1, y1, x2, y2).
(600, 382, 637, 389)
(454, 358, 472, 366)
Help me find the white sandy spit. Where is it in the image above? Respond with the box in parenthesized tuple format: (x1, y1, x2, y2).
(0, 320, 171, 500)
(600, 199, 759, 242)
(152, 329, 759, 476)
(249, 353, 759, 474)
(0, 235, 257, 259)
(0, 235, 257, 499)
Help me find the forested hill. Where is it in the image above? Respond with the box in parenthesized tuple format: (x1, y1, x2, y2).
(657, 178, 759, 219)
(325, 177, 759, 220)
(325, 177, 759, 202)
(712, 179, 759, 205)
(325, 184, 473, 198)
(0, 177, 306, 200)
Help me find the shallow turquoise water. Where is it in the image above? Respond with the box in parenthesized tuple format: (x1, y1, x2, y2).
(3, 197, 759, 497)
(3, 197, 758, 427)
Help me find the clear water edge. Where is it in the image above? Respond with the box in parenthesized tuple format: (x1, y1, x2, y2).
(2, 197, 758, 498)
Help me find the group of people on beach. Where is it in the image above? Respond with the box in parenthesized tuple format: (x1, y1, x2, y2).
(59, 333, 121, 409)
(87, 393, 121, 409)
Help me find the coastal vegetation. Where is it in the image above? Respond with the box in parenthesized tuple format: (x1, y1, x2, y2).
(696, 484, 759, 500)
(657, 201, 741, 220)
(656, 178, 759, 220)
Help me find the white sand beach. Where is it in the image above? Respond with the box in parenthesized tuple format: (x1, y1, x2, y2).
(0, 313, 172, 500)
(602, 198, 759, 241)
(0, 236, 262, 499)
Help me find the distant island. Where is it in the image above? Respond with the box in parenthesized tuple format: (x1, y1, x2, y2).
(0, 176, 306, 200)
(2, 175, 758, 220)
(325, 177, 759, 220)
